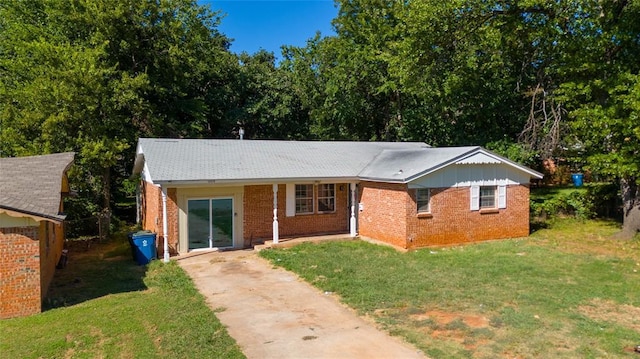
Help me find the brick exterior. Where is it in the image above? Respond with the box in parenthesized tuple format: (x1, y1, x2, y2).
(140, 181, 179, 256)
(359, 182, 531, 249)
(357, 182, 409, 248)
(243, 184, 349, 247)
(39, 221, 65, 307)
(0, 226, 42, 319)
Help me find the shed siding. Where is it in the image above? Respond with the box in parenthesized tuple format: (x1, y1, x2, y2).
(409, 164, 531, 188)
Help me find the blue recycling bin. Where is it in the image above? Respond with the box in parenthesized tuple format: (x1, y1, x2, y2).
(131, 232, 156, 265)
(571, 173, 584, 187)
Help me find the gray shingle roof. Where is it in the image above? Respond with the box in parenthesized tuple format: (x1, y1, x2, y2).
(134, 138, 542, 184)
(359, 147, 480, 182)
(135, 139, 429, 183)
(0, 152, 75, 222)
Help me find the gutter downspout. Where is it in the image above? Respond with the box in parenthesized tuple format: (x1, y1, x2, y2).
(161, 186, 170, 263)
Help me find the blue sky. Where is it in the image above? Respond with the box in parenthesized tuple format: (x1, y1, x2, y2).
(201, 1, 338, 59)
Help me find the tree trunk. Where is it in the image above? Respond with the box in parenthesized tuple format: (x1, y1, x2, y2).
(618, 177, 640, 239)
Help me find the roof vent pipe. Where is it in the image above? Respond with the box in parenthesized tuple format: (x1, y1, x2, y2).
(239, 127, 244, 140)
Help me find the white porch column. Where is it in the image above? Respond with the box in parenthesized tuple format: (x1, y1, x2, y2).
(349, 182, 357, 237)
(272, 183, 279, 244)
(161, 186, 170, 263)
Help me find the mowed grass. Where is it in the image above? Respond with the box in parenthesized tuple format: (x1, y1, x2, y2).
(0, 239, 245, 359)
(260, 219, 640, 358)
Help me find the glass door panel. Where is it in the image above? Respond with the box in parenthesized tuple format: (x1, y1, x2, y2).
(211, 198, 233, 248)
(188, 199, 210, 250)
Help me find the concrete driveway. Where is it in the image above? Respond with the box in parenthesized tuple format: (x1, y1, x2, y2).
(177, 249, 426, 359)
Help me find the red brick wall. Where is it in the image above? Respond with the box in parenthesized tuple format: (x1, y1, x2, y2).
(359, 183, 531, 249)
(166, 188, 179, 255)
(358, 182, 409, 248)
(0, 226, 41, 319)
(406, 185, 530, 248)
(39, 221, 64, 305)
(243, 184, 349, 246)
(141, 180, 161, 234)
(140, 182, 179, 256)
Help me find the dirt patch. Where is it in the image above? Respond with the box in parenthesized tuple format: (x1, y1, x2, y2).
(578, 298, 640, 332)
(411, 310, 490, 329)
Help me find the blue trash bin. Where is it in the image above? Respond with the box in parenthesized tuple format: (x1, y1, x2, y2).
(571, 173, 584, 187)
(131, 232, 156, 265)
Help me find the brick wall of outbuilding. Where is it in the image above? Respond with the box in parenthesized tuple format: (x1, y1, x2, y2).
(39, 221, 64, 306)
(243, 184, 349, 247)
(358, 182, 531, 249)
(0, 226, 41, 319)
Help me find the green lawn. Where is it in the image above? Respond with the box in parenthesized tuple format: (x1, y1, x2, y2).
(260, 218, 640, 358)
(0, 239, 245, 359)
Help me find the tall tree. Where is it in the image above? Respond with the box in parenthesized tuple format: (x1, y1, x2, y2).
(0, 0, 236, 218)
(560, 0, 640, 237)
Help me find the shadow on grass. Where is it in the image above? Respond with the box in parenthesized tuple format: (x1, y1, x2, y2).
(44, 239, 149, 310)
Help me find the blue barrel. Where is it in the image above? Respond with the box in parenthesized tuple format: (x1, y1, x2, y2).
(131, 232, 156, 265)
(571, 173, 584, 187)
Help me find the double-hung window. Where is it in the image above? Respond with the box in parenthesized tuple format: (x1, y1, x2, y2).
(471, 185, 506, 210)
(317, 184, 335, 213)
(479, 186, 496, 209)
(295, 184, 314, 214)
(416, 188, 430, 213)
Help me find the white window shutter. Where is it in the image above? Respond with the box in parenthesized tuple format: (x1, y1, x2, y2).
(470, 186, 480, 211)
(285, 184, 296, 217)
(498, 185, 507, 209)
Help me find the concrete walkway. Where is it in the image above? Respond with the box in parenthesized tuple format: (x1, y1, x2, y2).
(177, 249, 426, 359)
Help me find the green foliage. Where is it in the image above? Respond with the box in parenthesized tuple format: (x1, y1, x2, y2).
(0, 0, 238, 223)
(485, 139, 539, 168)
(530, 184, 620, 221)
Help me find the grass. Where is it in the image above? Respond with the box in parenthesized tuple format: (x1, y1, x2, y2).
(0, 238, 245, 359)
(260, 218, 640, 358)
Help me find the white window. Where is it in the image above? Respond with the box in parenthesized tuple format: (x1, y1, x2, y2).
(317, 184, 335, 213)
(295, 184, 314, 214)
(480, 186, 496, 209)
(471, 185, 507, 210)
(416, 188, 430, 213)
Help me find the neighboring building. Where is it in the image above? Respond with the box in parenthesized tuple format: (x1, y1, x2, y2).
(0, 152, 75, 319)
(133, 139, 542, 258)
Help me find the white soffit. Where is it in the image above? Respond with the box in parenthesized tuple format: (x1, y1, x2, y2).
(455, 152, 502, 165)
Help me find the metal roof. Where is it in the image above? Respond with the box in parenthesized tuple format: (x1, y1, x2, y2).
(0, 152, 75, 222)
(134, 138, 542, 184)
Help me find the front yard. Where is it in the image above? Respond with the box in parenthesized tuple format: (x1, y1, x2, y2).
(260, 218, 640, 358)
(0, 239, 245, 359)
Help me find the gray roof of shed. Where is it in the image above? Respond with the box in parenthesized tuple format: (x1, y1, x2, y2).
(134, 138, 429, 183)
(0, 152, 75, 222)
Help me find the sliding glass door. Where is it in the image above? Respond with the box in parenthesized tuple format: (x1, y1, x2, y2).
(187, 198, 233, 250)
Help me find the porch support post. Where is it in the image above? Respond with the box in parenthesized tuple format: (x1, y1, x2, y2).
(272, 183, 279, 244)
(161, 186, 170, 263)
(349, 182, 357, 237)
